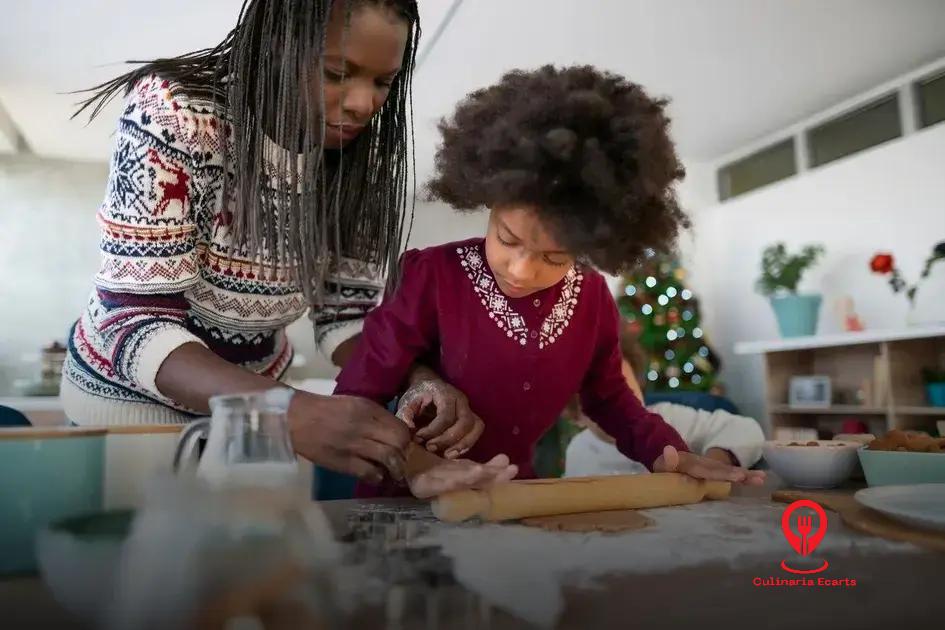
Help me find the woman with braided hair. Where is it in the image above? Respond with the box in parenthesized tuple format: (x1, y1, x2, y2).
(64, 0, 510, 492)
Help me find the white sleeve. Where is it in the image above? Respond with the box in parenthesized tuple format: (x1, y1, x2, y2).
(310, 257, 384, 362)
(647, 402, 765, 468)
(314, 318, 365, 362)
(564, 430, 648, 477)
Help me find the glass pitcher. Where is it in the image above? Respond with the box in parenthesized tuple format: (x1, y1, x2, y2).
(118, 388, 342, 629)
(174, 388, 298, 488)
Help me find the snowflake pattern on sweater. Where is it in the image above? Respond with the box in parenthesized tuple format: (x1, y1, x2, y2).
(63, 76, 383, 424)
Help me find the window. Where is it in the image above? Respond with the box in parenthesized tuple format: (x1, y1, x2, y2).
(916, 71, 945, 129)
(807, 94, 901, 168)
(715, 64, 945, 204)
(717, 139, 796, 201)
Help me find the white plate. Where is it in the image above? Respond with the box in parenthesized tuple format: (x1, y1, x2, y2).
(854, 484, 945, 532)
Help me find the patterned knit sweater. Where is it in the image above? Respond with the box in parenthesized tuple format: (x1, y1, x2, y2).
(63, 75, 383, 425)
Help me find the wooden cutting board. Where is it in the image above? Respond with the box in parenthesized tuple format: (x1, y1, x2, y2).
(772, 489, 945, 552)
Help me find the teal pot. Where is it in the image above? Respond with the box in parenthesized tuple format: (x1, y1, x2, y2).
(927, 382, 945, 407)
(770, 294, 822, 338)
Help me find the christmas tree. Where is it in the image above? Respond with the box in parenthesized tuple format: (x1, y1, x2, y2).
(616, 255, 720, 393)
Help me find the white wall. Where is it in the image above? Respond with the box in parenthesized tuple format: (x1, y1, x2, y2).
(681, 124, 945, 424)
(0, 156, 107, 394)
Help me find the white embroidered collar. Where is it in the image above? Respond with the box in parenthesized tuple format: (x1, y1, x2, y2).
(457, 243, 583, 349)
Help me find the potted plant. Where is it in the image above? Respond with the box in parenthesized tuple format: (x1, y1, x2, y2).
(870, 241, 945, 325)
(756, 243, 826, 338)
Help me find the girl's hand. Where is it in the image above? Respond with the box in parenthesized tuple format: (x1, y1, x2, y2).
(407, 454, 518, 499)
(705, 447, 738, 466)
(653, 445, 766, 486)
(397, 377, 485, 459)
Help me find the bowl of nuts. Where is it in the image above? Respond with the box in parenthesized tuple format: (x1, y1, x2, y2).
(858, 430, 945, 486)
(762, 440, 862, 489)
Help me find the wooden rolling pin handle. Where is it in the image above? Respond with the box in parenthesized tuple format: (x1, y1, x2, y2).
(431, 489, 488, 523)
(704, 480, 732, 501)
(431, 474, 732, 523)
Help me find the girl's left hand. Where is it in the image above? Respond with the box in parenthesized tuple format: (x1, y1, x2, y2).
(653, 445, 766, 486)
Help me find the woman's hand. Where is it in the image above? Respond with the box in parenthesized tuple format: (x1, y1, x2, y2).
(397, 374, 485, 459)
(407, 453, 518, 499)
(654, 445, 766, 485)
(288, 391, 412, 484)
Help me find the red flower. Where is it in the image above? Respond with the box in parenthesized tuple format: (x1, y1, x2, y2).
(870, 253, 894, 274)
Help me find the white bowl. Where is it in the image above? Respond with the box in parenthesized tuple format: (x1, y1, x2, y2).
(762, 440, 861, 489)
(36, 511, 132, 626)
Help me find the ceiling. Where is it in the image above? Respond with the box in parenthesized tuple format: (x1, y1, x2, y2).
(3, 0, 945, 174)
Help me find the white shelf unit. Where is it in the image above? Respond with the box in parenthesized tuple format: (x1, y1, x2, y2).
(735, 326, 945, 438)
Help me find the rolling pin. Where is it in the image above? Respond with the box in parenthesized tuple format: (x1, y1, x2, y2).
(431, 473, 731, 523)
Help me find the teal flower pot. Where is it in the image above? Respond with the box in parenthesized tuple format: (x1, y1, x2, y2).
(770, 294, 822, 338)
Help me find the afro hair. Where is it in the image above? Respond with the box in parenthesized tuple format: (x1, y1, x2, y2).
(426, 65, 689, 272)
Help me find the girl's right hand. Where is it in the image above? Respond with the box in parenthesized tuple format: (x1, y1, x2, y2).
(287, 391, 412, 484)
(397, 376, 485, 459)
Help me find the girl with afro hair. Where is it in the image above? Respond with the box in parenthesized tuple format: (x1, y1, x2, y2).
(336, 65, 764, 498)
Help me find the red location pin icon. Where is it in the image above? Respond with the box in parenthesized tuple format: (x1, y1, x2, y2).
(781, 500, 828, 556)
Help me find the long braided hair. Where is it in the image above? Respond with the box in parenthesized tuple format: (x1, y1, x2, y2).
(75, 0, 419, 308)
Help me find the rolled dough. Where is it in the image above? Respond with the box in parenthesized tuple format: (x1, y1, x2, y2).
(519, 509, 653, 533)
